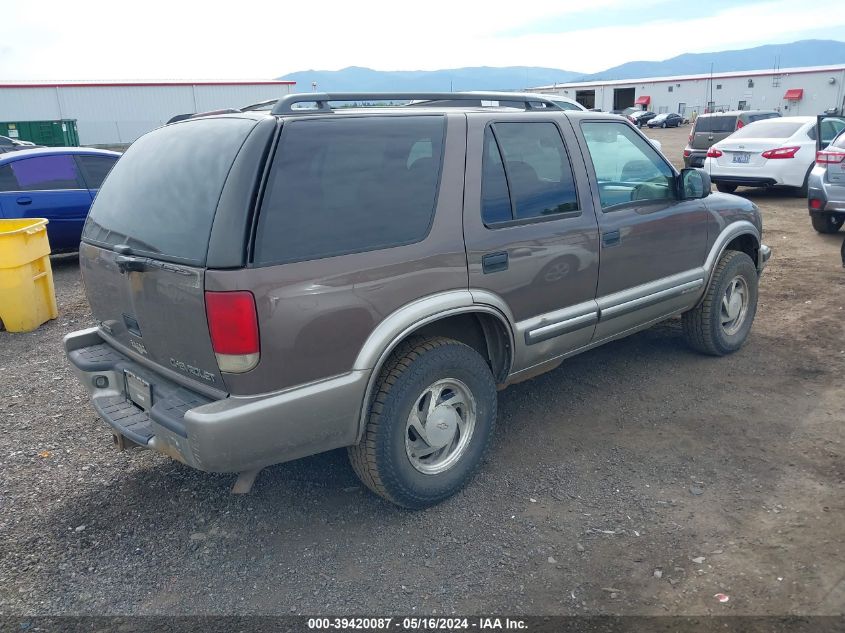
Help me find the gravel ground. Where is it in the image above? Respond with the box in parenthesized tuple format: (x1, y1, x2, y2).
(1, 126, 843, 616)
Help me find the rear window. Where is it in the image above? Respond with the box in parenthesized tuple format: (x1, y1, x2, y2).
(730, 121, 804, 139)
(253, 116, 445, 265)
(695, 116, 738, 133)
(82, 118, 254, 265)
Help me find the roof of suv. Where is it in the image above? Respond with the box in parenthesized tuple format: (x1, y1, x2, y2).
(176, 91, 599, 123)
(696, 110, 779, 118)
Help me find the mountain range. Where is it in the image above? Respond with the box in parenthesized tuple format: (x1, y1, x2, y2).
(278, 39, 845, 92)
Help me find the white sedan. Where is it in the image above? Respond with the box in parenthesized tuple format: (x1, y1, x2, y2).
(704, 116, 820, 195)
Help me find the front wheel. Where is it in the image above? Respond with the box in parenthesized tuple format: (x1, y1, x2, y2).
(661, 122, 667, 128)
(682, 251, 759, 356)
(811, 214, 844, 233)
(716, 183, 738, 193)
(348, 337, 497, 509)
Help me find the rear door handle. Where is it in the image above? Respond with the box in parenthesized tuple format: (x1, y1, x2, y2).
(16, 196, 32, 206)
(602, 230, 621, 247)
(482, 251, 509, 274)
(115, 255, 149, 274)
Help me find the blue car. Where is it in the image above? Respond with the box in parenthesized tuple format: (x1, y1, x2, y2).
(0, 147, 120, 252)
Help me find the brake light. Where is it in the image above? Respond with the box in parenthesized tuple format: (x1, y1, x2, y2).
(205, 290, 260, 373)
(761, 146, 800, 159)
(816, 150, 845, 164)
(688, 133, 693, 144)
(706, 148, 723, 158)
(736, 119, 744, 129)
(683, 149, 691, 158)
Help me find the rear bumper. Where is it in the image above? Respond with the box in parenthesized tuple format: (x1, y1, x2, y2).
(64, 328, 365, 472)
(684, 150, 706, 168)
(709, 175, 779, 188)
(808, 173, 845, 214)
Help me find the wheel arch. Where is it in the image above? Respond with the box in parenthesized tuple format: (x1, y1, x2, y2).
(699, 220, 761, 305)
(352, 291, 515, 443)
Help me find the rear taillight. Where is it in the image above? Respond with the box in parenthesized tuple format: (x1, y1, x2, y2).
(816, 150, 845, 164)
(205, 290, 260, 373)
(736, 120, 745, 129)
(706, 148, 723, 158)
(761, 146, 800, 159)
(683, 149, 691, 158)
(688, 133, 693, 144)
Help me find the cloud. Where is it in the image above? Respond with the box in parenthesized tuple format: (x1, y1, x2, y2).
(0, 0, 842, 79)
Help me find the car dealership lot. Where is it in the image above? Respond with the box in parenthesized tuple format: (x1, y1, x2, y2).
(1, 125, 843, 616)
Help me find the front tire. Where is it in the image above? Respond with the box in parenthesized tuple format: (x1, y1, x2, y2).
(811, 214, 844, 233)
(683, 251, 758, 356)
(348, 337, 497, 509)
(716, 183, 738, 194)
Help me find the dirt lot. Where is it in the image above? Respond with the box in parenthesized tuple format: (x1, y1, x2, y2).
(1, 125, 843, 617)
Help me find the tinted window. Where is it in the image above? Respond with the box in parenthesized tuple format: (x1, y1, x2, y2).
(254, 116, 444, 265)
(820, 119, 845, 145)
(83, 118, 254, 265)
(481, 129, 513, 224)
(76, 155, 119, 189)
(5, 155, 83, 191)
(491, 122, 579, 222)
(581, 121, 675, 210)
(695, 116, 737, 133)
(0, 165, 16, 191)
(731, 121, 803, 139)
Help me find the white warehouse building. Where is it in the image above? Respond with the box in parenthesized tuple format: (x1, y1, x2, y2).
(0, 79, 297, 145)
(530, 64, 845, 117)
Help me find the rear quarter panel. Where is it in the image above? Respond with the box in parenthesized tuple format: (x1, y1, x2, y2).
(206, 114, 470, 395)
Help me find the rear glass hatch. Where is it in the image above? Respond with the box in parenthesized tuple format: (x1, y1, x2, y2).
(80, 116, 261, 394)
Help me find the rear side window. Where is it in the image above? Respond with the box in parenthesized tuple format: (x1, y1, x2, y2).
(83, 118, 254, 265)
(254, 116, 445, 265)
(695, 116, 737, 133)
(3, 155, 84, 191)
(481, 122, 579, 226)
(76, 154, 118, 189)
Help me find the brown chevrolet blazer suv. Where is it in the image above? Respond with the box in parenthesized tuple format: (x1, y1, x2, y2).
(65, 92, 771, 508)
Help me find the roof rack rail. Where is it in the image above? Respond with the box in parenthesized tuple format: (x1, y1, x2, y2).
(269, 92, 561, 115)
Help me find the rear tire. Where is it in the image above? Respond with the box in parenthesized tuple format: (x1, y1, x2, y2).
(348, 336, 497, 509)
(811, 214, 844, 233)
(716, 183, 738, 193)
(683, 251, 758, 356)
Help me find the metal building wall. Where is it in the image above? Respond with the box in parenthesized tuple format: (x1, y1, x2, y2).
(0, 82, 295, 145)
(539, 67, 845, 117)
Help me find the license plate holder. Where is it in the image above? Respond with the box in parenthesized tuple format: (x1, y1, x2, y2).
(732, 152, 751, 164)
(124, 370, 152, 411)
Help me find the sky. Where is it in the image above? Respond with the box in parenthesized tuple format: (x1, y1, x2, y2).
(2, 0, 845, 79)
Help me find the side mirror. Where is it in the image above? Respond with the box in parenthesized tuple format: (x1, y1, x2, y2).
(679, 168, 711, 199)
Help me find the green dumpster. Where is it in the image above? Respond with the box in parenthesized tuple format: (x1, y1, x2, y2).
(0, 120, 79, 147)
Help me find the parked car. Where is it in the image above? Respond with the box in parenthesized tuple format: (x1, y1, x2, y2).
(628, 111, 656, 127)
(0, 135, 41, 154)
(647, 113, 685, 128)
(0, 148, 120, 251)
(684, 110, 780, 168)
(704, 116, 845, 196)
(64, 93, 769, 508)
(807, 116, 845, 233)
(612, 107, 640, 117)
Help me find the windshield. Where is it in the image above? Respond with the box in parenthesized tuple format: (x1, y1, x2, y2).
(730, 121, 804, 139)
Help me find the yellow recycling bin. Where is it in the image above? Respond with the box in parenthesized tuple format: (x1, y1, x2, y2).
(0, 218, 58, 332)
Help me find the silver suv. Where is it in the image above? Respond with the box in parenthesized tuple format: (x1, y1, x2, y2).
(65, 92, 770, 508)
